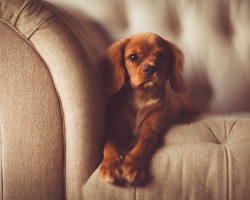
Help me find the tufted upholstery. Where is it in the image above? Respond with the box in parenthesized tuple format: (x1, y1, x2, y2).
(83, 113, 250, 200)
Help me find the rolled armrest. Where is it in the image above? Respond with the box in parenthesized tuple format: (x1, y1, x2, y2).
(0, 0, 109, 199)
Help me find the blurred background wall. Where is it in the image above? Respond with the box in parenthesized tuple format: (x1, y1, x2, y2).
(47, 0, 250, 113)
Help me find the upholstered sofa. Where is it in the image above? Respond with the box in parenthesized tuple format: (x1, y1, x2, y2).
(1, 0, 250, 199)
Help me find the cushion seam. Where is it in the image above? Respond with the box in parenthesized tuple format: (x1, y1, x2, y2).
(223, 115, 228, 141)
(227, 120, 238, 138)
(203, 123, 220, 144)
(223, 145, 230, 200)
(13, 1, 30, 27)
(27, 15, 56, 39)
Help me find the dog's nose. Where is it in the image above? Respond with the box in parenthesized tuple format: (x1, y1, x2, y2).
(143, 66, 157, 76)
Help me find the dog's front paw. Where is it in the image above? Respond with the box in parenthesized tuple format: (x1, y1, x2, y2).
(98, 156, 123, 184)
(120, 154, 145, 186)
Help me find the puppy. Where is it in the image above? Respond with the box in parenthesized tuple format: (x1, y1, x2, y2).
(98, 33, 192, 186)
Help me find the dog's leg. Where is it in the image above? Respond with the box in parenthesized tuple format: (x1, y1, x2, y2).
(120, 109, 164, 185)
(99, 104, 134, 184)
(99, 138, 124, 184)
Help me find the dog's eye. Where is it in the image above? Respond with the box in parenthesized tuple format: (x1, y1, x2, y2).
(157, 53, 167, 62)
(128, 53, 139, 62)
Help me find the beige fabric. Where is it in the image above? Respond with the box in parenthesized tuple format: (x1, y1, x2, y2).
(83, 113, 250, 200)
(0, 21, 64, 199)
(30, 18, 106, 200)
(0, 0, 109, 199)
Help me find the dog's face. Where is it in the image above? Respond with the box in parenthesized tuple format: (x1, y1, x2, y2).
(124, 34, 170, 90)
(100, 33, 186, 97)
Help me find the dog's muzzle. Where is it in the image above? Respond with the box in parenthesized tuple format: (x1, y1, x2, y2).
(143, 66, 157, 76)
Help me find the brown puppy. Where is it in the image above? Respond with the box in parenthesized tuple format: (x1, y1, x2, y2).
(98, 33, 192, 186)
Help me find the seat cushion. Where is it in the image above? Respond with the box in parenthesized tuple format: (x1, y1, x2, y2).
(82, 113, 250, 200)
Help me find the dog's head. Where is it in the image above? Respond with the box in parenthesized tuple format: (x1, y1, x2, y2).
(100, 33, 186, 97)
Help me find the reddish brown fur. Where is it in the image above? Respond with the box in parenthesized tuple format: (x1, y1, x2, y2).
(98, 33, 193, 186)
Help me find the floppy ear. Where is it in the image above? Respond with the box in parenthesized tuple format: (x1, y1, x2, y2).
(99, 39, 128, 98)
(167, 42, 187, 93)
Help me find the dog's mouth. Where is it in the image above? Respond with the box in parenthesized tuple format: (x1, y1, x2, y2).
(132, 80, 158, 90)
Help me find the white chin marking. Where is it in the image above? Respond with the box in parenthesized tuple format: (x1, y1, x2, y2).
(143, 81, 155, 88)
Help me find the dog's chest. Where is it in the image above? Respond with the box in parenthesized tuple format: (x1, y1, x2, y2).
(128, 92, 160, 134)
(133, 97, 159, 110)
(131, 89, 161, 111)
